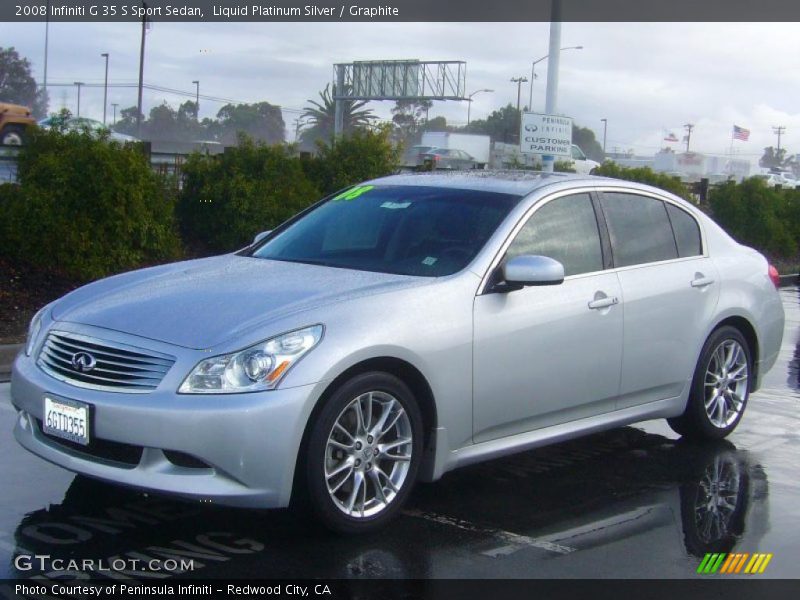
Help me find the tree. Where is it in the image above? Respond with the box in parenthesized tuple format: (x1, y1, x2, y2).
(391, 99, 433, 145)
(760, 146, 786, 169)
(112, 106, 144, 137)
(299, 84, 376, 146)
(422, 116, 448, 133)
(463, 104, 520, 143)
(572, 124, 605, 161)
(0, 47, 48, 117)
(216, 101, 285, 145)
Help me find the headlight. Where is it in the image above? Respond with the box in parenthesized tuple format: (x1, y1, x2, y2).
(25, 305, 51, 356)
(178, 324, 323, 394)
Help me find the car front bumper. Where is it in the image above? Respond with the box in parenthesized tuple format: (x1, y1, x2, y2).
(10, 344, 321, 509)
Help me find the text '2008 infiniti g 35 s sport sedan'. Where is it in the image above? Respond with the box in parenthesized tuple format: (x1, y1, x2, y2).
(11, 172, 784, 533)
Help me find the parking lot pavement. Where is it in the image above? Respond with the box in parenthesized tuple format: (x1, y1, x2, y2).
(1, 287, 798, 581)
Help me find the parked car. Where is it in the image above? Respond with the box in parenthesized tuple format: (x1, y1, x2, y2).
(401, 144, 435, 169)
(570, 144, 602, 174)
(38, 116, 138, 143)
(0, 102, 36, 145)
(422, 147, 483, 170)
(12, 172, 784, 533)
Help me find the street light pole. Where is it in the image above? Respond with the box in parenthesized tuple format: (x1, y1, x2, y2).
(192, 80, 200, 119)
(73, 82, 84, 117)
(529, 45, 582, 112)
(43, 0, 50, 105)
(111, 103, 119, 125)
(101, 53, 109, 125)
(511, 77, 528, 142)
(542, 0, 562, 173)
(600, 118, 607, 155)
(466, 88, 494, 126)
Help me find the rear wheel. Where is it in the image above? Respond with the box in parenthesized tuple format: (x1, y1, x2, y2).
(1, 125, 26, 146)
(305, 372, 423, 533)
(668, 326, 751, 440)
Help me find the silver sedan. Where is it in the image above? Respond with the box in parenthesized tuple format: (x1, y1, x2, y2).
(11, 172, 785, 533)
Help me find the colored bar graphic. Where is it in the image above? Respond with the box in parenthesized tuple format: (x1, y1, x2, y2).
(699, 552, 772, 575)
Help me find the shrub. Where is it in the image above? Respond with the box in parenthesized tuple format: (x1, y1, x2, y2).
(178, 137, 321, 253)
(0, 128, 182, 281)
(304, 126, 401, 195)
(709, 178, 796, 257)
(592, 161, 691, 200)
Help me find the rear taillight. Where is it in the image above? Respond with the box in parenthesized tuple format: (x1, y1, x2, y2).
(768, 264, 781, 289)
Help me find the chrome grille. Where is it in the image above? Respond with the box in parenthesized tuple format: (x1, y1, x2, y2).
(37, 331, 175, 393)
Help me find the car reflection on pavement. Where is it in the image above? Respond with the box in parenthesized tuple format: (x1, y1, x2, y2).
(7, 430, 767, 580)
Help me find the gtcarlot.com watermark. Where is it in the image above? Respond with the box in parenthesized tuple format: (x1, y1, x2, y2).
(14, 554, 195, 573)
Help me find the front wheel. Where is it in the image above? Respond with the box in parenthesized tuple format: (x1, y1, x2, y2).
(668, 326, 752, 440)
(305, 372, 423, 533)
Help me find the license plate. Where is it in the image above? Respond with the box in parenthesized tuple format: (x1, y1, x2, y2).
(43, 396, 90, 446)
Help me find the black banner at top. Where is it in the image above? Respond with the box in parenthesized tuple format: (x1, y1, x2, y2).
(4, 0, 800, 22)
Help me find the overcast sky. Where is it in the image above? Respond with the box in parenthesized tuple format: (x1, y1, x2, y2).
(4, 21, 800, 162)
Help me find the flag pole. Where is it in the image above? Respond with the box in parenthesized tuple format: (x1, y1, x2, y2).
(729, 127, 734, 157)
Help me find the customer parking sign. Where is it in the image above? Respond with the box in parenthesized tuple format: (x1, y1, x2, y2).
(520, 113, 573, 157)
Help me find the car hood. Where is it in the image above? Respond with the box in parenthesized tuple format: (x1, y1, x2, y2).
(51, 255, 426, 349)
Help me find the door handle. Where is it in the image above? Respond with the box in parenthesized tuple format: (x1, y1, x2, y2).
(588, 295, 619, 310)
(691, 275, 715, 288)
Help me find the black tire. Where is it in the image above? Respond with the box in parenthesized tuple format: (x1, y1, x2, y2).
(0, 124, 26, 146)
(304, 371, 423, 533)
(668, 326, 752, 440)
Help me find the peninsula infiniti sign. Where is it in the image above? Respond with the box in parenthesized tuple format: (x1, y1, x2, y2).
(520, 112, 573, 157)
(71, 352, 96, 373)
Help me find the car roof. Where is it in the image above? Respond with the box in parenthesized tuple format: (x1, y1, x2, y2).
(365, 170, 612, 196)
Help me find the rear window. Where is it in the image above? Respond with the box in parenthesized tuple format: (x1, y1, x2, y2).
(666, 204, 702, 258)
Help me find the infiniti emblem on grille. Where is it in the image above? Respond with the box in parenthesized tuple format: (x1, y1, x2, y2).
(71, 352, 97, 373)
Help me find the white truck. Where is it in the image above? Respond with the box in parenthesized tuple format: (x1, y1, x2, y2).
(420, 132, 491, 167)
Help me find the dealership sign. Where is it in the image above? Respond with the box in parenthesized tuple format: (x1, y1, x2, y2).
(520, 113, 573, 157)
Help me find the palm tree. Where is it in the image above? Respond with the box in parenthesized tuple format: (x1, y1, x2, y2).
(300, 84, 376, 145)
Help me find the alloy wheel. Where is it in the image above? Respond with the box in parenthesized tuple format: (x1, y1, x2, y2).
(324, 391, 413, 518)
(704, 340, 749, 429)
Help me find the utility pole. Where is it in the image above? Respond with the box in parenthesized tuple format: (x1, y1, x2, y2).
(511, 76, 528, 143)
(773, 125, 786, 153)
(192, 80, 200, 119)
(136, 2, 148, 139)
(600, 118, 607, 155)
(101, 53, 109, 125)
(111, 103, 119, 125)
(73, 82, 84, 116)
(684, 123, 694, 152)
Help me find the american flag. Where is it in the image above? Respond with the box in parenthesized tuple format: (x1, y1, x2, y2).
(733, 125, 750, 141)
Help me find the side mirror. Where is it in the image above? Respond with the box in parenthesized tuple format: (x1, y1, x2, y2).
(253, 230, 272, 244)
(502, 255, 565, 288)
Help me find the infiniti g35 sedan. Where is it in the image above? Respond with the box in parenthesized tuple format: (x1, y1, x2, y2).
(11, 172, 785, 533)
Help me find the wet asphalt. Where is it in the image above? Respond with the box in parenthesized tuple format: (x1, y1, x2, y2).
(0, 288, 798, 581)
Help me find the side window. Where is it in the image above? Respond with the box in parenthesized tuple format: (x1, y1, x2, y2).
(506, 193, 603, 277)
(601, 193, 678, 267)
(666, 203, 702, 257)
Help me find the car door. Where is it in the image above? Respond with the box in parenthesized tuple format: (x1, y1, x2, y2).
(473, 191, 624, 443)
(598, 190, 720, 408)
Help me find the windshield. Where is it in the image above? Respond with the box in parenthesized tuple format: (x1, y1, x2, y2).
(251, 185, 521, 277)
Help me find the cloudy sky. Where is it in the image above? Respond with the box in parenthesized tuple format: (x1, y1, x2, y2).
(4, 21, 800, 162)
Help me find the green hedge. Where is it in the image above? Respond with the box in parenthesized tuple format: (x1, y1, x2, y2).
(709, 179, 798, 258)
(178, 128, 399, 253)
(0, 128, 182, 281)
(177, 139, 321, 253)
(592, 161, 691, 200)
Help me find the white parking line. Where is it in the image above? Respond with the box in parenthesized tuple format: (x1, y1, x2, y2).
(402, 509, 575, 556)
